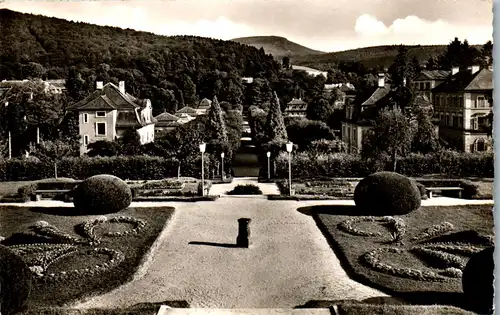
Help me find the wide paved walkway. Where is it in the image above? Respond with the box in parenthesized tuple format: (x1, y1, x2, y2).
(72, 198, 389, 309)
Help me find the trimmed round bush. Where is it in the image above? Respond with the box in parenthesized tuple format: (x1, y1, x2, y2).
(0, 245, 32, 315)
(354, 172, 421, 216)
(462, 246, 494, 314)
(73, 174, 132, 214)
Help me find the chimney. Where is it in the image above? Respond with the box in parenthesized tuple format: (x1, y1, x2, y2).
(471, 65, 480, 74)
(96, 81, 103, 90)
(378, 73, 385, 88)
(119, 81, 125, 94)
(452, 67, 459, 76)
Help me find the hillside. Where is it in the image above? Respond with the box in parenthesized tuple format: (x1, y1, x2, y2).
(293, 44, 482, 70)
(0, 9, 281, 113)
(231, 36, 325, 60)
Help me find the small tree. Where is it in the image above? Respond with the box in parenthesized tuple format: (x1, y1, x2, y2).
(362, 107, 415, 172)
(206, 96, 229, 155)
(29, 140, 76, 178)
(118, 128, 142, 155)
(264, 91, 288, 143)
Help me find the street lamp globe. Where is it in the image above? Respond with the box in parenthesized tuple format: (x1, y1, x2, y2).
(221, 152, 225, 158)
(199, 142, 206, 153)
(266, 151, 271, 158)
(286, 142, 293, 152)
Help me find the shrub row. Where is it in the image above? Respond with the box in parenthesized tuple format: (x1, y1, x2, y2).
(0, 156, 213, 181)
(273, 151, 493, 178)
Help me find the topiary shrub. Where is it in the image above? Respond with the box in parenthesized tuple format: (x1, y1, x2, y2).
(354, 172, 421, 216)
(0, 245, 32, 315)
(415, 182, 428, 200)
(73, 174, 132, 214)
(228, 184, 263, 195)
(462, 246, 494, 314)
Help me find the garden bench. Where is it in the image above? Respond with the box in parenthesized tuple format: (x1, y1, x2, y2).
(425, 187, 463, 199)
(32, 189, 72, 201)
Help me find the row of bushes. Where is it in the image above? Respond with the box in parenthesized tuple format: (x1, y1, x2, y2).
(273, 151, 493, 178)
(0, 156, 214, 181)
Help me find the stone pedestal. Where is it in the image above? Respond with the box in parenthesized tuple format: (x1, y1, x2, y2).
(236, 218, 251, 248)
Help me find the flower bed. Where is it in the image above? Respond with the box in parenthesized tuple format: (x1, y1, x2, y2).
(0, 206, 175, 307)
(276, 179, 356, 198)
(313, 204, 493, 299)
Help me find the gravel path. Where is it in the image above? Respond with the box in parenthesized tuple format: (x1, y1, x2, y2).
(72, 198, 389, 309)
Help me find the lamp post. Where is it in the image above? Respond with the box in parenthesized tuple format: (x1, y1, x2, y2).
(266, 151, 271, 180)
(221, 152, 225, 180)
(286, 142, 293, 195)
(199, 142, 206, 196)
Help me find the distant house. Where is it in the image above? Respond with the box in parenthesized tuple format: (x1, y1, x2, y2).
(0, 79, 66, 99)
(291, 65, 328, 78)
(411, 70, 450, 101)
(342, 74, 392, 153)
(284, 98, 308, 117)
(241, 77, 254, 84)
(175, 106, 198, 123)
(154, 112, 182, 134)
(431, 65, 493, 152)
(69, 81, 155, 156)
(325, 83, 356, 109)
(196, 98, 212, 115)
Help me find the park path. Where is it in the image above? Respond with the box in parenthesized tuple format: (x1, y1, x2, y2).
(72, 197, 389, 309)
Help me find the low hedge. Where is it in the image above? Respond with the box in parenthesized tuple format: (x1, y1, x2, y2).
(273, 151, 493, 178)
(227, 184, 263, 195)
(0, 156, 213, 181)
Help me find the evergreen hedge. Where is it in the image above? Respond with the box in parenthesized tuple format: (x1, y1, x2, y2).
(0, 156, 213, 181)
(273, 151, 493, 178)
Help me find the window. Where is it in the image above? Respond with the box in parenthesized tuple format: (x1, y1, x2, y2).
(459, 117, 463, 128)
(425, 82, 431, 90)
(96, 111, 106, 117)
(83, 113, 89, 123)
(83, 135, 89, 146)
(459, 97, 464, 107)
(453, 116, 458, 127)
(477, 96, 486, 108)
(470, 118, 478, 130)
(96, 122, 106, 136)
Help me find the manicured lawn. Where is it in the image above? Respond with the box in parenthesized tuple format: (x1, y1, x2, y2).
(0, 206, 175, 307)
(313, 204, 493, 307)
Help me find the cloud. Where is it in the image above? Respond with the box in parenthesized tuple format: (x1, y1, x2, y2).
(353, 14, 492, 46)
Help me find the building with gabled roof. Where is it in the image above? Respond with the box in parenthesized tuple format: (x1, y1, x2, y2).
(411, 70, 451, 101)
(284, 98, 308, 117)
(154, 111, 182, 134)
(431, 66, 493, 152)
(196, 98, 212, 115)
(69, 81, 155, 155)
(342, 73, 392, 153)
(174, 106, 198, 123)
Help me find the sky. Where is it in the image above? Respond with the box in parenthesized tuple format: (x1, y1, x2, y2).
(0, 0, 494, 52)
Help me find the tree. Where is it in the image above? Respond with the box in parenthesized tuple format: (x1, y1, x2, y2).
(362, 107, 415, 172)
(87, 140, 122, 157)
(481, 41, 493, 66)
(264, 91, 288, 143)
(282, 56, 290, 70)
(410, 98, 441, 154)
(29, 140, 76, 178)
(307, 97, 334, 122)
(286, 119, 335, 150)
(118, 128, 142, 155)
(410, 56, 422, 80)
(389, 45, 412, 88)
(66, 68, 88, 102)
(180, 74, 197, 105)
(205, 96, 229, 155)
(425, 57, 439, 70)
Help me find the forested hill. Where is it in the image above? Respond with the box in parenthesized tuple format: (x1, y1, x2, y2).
(0, 9, 281, 113)
(293, 44, 482, 70)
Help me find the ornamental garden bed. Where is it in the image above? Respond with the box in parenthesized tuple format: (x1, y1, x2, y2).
(275, 179, 357, 199)
(0, 206, 175, 307)
(312, 204, 493, 308)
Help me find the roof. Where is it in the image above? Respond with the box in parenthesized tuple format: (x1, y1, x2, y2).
(432, 68, 493, 93)
(154, 112, 180, 122)
(175, 106, 198, 114)
(413, 70, 450, 81)
(287, 98, 307, 105)
(361, 84, 391, 106)
(198, 98, 212, 109)
(70, 83, 147, 111)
